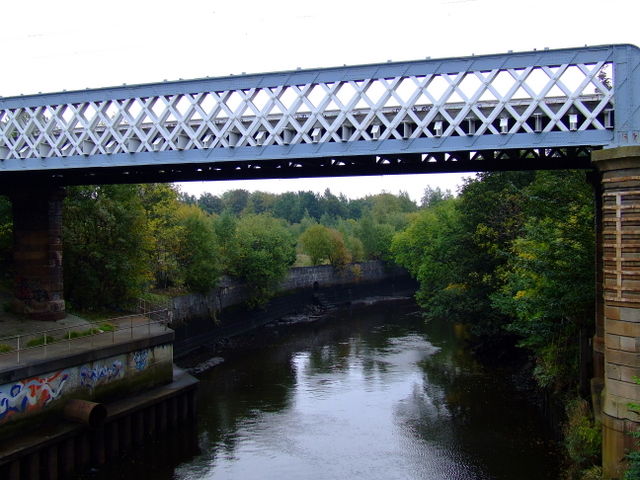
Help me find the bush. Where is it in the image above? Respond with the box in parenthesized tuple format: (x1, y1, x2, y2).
(625, 378, 640, 480)
(26, 335, 56, 347)
(563, 398, 601, 478)
(99, 322, 116, 332)
(66, 322, 116, 339)
(0, 344, 13, 353)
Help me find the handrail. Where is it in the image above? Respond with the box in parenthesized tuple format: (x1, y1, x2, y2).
(0, 307, 170, 365)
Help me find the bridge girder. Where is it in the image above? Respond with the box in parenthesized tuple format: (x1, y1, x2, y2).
(1, 44, 639, 186)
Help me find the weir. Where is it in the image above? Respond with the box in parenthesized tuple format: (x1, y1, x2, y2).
(2, 44, 640, 477)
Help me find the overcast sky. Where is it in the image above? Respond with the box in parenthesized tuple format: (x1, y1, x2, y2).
(2, 0, 638, 202)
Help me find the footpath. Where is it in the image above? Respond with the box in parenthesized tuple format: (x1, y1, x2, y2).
(0, 290, 165, 372)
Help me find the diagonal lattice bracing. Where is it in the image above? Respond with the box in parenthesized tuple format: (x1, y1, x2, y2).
(0, 44, 639, 179)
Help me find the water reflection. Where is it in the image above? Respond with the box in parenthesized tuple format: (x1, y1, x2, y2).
(84, 299, 559, 480)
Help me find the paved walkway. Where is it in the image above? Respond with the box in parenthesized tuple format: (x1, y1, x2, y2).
(0, 290, 168, 372)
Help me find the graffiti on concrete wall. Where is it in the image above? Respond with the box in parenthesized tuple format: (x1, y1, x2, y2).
(133, 349, 149, 372)
(13, 276, 49, 303)
(0, 371, 69, 421)
(80, 360, 124, 390)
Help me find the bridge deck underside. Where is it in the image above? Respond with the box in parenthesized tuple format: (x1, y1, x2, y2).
(0, 146, 595, 187)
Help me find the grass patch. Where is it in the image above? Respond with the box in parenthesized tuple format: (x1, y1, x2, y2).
(0, 344, 13, 353)
(66, 328, 99, 339)
(98, 322, 116, 332)
(26, 335, 56, 347)
(66, 322, 117, 339)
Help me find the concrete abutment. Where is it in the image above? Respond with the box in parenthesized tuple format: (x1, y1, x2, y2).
(593, 146, 640, 479)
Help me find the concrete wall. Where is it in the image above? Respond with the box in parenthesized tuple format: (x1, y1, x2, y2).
(0, 332, 174, 439)
(170, 261, 398, 323)
(170, 261, 417, 357)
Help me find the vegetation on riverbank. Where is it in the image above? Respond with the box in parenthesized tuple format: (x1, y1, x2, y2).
(390, 169, 600, 479)
(0, 184, 418, 310)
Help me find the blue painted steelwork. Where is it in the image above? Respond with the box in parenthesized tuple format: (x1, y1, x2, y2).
(0, 44, 638, 185)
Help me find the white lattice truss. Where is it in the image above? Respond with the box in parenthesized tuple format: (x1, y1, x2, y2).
(2, 44, 638, 169)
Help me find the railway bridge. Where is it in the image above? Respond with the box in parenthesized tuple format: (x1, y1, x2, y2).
(2, 43, 640, 477)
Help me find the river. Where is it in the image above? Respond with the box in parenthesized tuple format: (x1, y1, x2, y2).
(82, 297, 560, 480)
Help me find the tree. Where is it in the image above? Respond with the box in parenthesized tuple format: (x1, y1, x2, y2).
(176, 204, 221, 293)
(355, 209, 396, 261)
(391, 197, 462, 314)
(421, 186, 453, 208)
(300, 224, 352, 266)
(300, 224, 333, 265)
(212, 210, 238, 274)
(247, 191, 277, 215)
(492, 170, 595, 390)
(319, 188, 348, 220)
(63, 185, 150, 309)
(221, 189, 250, 215)
(138, 183, 184, 289)
(327, 228, 352, 267)
(228, 214, 296, 308)
(448, 171, 535, 333)
(198, 192, 224, 215)
(177, 190, 197, 206)
(0, 196, 12, 278)
(273, 192, 304, 223)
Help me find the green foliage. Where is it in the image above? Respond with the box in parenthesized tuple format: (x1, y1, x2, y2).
(0, 195, 13, 275)
(300, 224, 333, 265)
(392, 169, 595, 394)
(176, 204, 220, 293)
(492, 170, 594, 389)
(228, 214, 296, 308)
(624, 378, 640, 480)
(0, 344, 13, 353)
(197, 192, 224, 215)
(421, 186, 454, 208)
(212, 210, 238, 273)
(98, 321, 117, 332)
(138, 183, 184, 289)
(356, 209, 397, 261)
(22, 181, 460, 315)
(326, 228, 352, 267)
(64, 185, 151, 309)
(67, 328, 98, 339)
(221, 189, 250, 215)
(563, 398, 602, 476)
(26, 335, 56, 347)
(627, 444, 640, 479)
(140, 291, 171, 305)
(391, 197, 467, 319)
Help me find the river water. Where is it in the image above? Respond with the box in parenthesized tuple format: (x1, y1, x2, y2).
(85, 298, 560, 480)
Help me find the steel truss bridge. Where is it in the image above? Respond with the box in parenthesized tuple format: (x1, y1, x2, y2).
(1, 44, 639, 186)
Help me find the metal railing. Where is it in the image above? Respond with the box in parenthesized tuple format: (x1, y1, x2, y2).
(0, 305, 171, 366)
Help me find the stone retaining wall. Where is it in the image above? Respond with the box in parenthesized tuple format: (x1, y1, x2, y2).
(170, 261, 398, 323)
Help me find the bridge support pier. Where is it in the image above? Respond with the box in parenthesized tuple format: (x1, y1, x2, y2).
(6, 187, 66, 321)
(593, 146, 640, 479)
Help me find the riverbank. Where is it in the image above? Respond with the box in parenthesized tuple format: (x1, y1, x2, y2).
(170, 264, 418, 358)
(177, 294, 415, 375)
